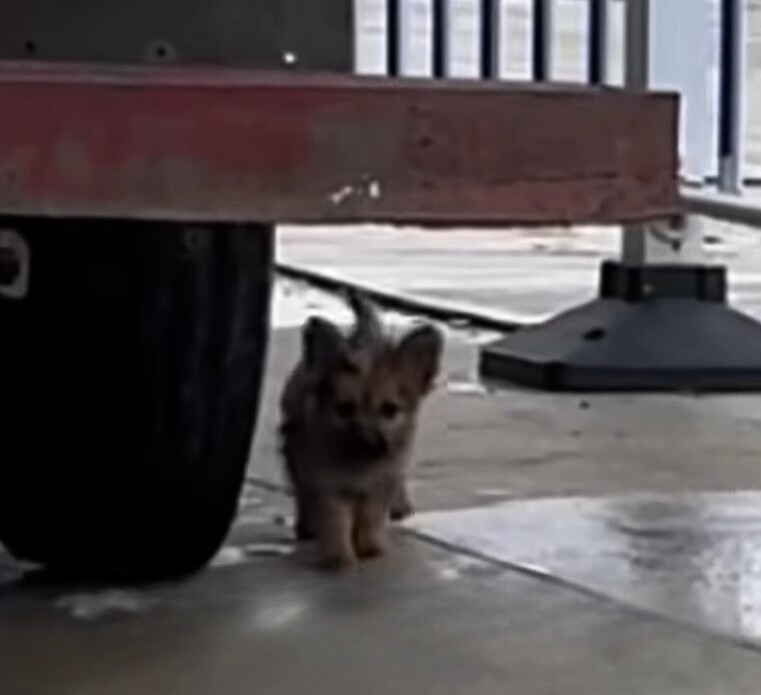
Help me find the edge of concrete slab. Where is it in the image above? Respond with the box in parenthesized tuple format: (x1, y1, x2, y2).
(404, 526, 761, 656)
(244, 478, 761, 656)
(275, 262, 526, 333)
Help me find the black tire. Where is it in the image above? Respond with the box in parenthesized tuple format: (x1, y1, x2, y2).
(0, 218, 272, 580)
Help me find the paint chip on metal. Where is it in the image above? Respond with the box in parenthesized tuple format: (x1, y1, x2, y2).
(368, 180, 382, 200)
(329, 185, 355, 206)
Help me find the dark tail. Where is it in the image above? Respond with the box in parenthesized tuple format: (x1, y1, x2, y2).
(345, 289, 383, 347)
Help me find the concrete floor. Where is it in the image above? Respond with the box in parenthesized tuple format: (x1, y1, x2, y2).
(2, 271, 761, 693)
(277, 221, 761, 324)
(4, 525, 761, 695)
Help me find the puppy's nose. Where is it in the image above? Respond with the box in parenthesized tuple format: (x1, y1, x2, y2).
(349, 425, 387, 459)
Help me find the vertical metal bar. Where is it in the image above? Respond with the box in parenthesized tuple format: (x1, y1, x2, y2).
(532, 0, 552, 81)
(717, 0, 744, 193)
(387, 0, 401, 77)
(480, 0, 501, 79)
(621, 0, 651, 266)
(432, 0, 448, 78)
(624, 0, 649, 89)
(588, 0, 608, 85)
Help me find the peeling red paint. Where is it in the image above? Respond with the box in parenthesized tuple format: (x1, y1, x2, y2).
(0, 62, 681, 226)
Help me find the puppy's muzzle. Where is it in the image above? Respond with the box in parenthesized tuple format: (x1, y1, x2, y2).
(344, 425, 388, 461)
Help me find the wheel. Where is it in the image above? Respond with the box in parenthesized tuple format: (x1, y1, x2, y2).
(0, 218, 272, 579)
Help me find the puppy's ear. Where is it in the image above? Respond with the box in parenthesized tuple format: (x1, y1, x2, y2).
(303, 317, 347, 371)
(395, 324, 443, 397)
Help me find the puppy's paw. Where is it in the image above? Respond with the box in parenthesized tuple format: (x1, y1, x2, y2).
(319, 550, 358, 573)
(389, 499, 414, 522)
(355, 540, 386, 561)
(354, 531, 387, 560)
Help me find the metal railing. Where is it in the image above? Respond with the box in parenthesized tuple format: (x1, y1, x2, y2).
(717, 0, 744, 193)
(369, 0, 757, 219)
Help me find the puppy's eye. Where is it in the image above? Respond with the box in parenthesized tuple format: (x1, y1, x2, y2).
(379, 401, 401, 419)
(334, 400, 356, 419)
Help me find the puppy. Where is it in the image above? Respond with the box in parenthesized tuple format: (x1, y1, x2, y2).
(279, 292, 442, 571)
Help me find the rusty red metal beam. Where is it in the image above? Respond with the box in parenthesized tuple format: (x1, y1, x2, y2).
(0, 62, 680, 226)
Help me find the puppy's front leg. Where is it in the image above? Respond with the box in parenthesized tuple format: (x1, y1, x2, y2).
(354, 496, 387, 560)
(316, 495, 356, 572)
(388, 479, 414, 522)
(294, 486, 317, 541)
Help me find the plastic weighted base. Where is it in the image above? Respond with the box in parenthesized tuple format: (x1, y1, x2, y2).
(480, 261, 761, 392)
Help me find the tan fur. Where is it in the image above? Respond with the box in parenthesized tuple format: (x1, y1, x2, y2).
(279, 293, 443, 571)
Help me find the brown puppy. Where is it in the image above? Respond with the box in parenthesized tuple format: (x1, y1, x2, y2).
(279, 293, 442, 571)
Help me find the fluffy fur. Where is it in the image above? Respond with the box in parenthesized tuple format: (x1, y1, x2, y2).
(279, 292, 443, 571)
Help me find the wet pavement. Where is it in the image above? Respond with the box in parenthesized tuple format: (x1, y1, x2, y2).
(5, 520, 761, 695)
(408, 492, 761, 647)
(2, 280, 761, 693)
